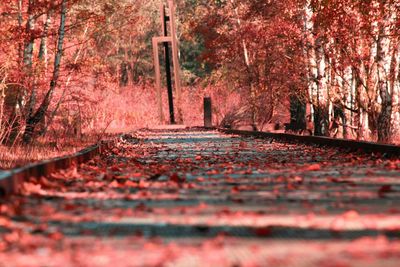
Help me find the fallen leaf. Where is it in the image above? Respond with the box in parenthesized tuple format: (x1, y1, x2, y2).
(239, 141, 247, 148)
(170, 173, 185, 183)
(378, 185, 394, 198)
(254, 226, 272, 237)
(304, 164, 321, 171)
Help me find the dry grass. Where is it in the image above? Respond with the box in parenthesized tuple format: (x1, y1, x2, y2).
(0, 135, 99, 170)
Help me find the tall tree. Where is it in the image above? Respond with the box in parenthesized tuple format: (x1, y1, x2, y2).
(23, 0, 68, 143)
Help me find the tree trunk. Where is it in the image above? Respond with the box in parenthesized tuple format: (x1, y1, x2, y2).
(38, 11, 52, 65)
(23, 0, 68, 144)
(313, 37, 329, 136)
(376, 3, 394, 143)
(341, 66, 354, 139)
(22, 0, 36, 117)
(40, 23, 89, 137)
(304, 1, 321, 135)
(119, 61, 129, 87)
(391, 43, 400, 141)
(4, 0, 36, 144)
(289, 94, 306, 132)
(23, 0, 35, 69)
(230, 0, 258, 130)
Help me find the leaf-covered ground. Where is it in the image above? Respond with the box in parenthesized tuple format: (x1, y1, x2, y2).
(1, 129, 400, 266)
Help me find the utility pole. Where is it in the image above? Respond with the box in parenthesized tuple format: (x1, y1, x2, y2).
(161, 4, 175, 124)
(152, 0, 183, 125)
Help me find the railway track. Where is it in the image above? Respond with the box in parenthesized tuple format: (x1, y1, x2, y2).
(1, 128, 400, 266)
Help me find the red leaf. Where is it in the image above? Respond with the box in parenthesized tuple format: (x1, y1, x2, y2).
(254, 226, 272, 237)
(239, 141, 247, 148)
(138, 180, 149, 189)
(378, 185, 394, 198)
(287, 183, 297, 190)
(109, 180, 120, 188)
(170, 173, 185, 183)
(196, 177, 205, 182)
(110, 165, 121, 172)
(231, 186, 240, 194)
(304, 164, 321, 171)
(125, 180, 137, 187)
(385, 162, 399, 170)
(293, 176, 303, 183)
(48, 231, 64, 241)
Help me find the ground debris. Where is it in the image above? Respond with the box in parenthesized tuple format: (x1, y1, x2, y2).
(2, 129, 400, 266)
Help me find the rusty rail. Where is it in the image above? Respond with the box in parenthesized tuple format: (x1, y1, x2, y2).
(220, 129, 400, 157)
(0, 141, 111, 197)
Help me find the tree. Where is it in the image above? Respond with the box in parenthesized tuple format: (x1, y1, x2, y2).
(189, 0, 306, 130)
(23, 0, 68, 143)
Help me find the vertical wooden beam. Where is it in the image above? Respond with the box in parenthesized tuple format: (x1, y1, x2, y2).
(161, 3, 175, 124)
(152, 38, 164, 123)
(168, 0, 183, 123)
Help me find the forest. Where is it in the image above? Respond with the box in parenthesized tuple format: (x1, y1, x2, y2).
(2, 1, 400, 265)
(0, 0, 400, 147)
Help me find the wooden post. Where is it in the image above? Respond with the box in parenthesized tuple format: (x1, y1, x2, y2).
(204, 97, 212, 128)
(152, 0, 183, 125)
(161, 4, 175, 124)
(168, 0, 183, 123)
(152, 38, 164, 123)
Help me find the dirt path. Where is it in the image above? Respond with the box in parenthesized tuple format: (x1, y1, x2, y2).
(1, 129, 400, 266)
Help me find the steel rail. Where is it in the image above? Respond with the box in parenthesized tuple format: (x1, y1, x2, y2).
(220, 129, 400, 157)
(0, 141, 112, 197)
